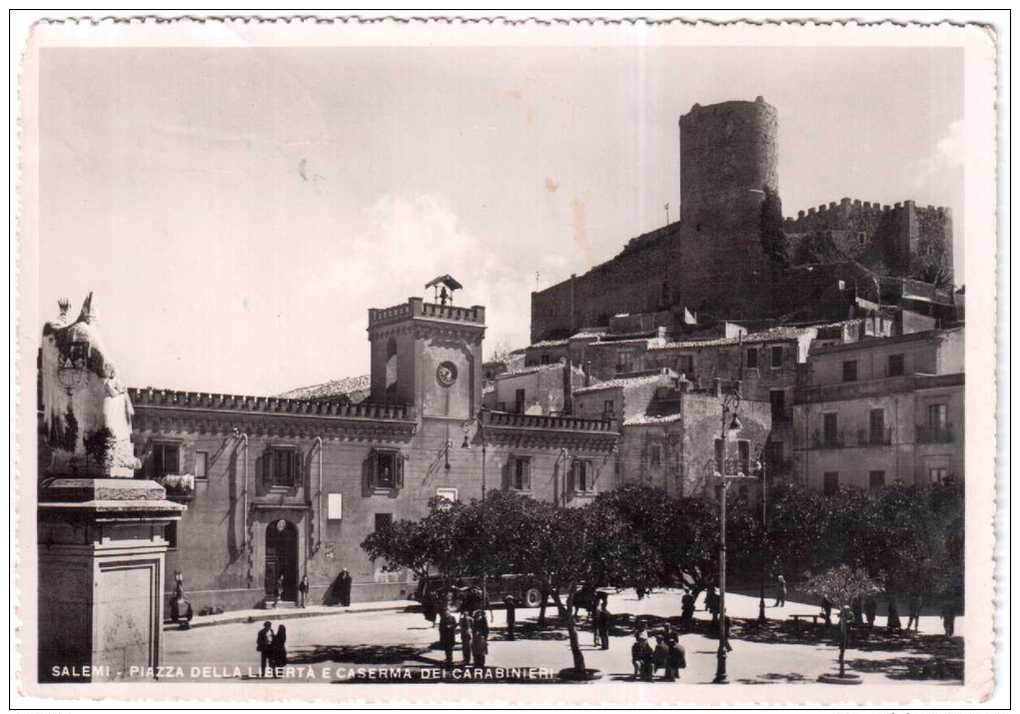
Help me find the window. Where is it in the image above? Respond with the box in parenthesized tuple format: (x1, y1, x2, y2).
(327, 493, 343, 520)
(511, 456, 532, 491)
(152, 442, 180, 477)
(616, 350, 633, 374)
(603, 399, 615, 417)
(649, 444, 662, 468)
(374, 513, 393, 532)
(514, 389, 526, 414)
(770, 346, 784, 369)
(842, 360, 858, 382)
(745, 348, 759, 369)
(869, 470, 886, 489)
(822, 413, 839, 447)
(267, 447, 299, 487)
(677, 355, 694, 376)
(497, 402, 507, 412)
(928, 404, 948, 430)
(540, 355, 550, 365)
(869, 409, 886, 445)
(738, 440, 751, 475)
(929, 467, 949, 484)
(823, 472, 839, 495)
(888, 353, 905, 377)
(571, 460, 594, 493)
(857, 232, 866, 247)
(194, 451, 208, 479)
(370, 449, 404, 490)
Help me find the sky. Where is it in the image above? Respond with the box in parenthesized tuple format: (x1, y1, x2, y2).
(38, 46, 964, 396)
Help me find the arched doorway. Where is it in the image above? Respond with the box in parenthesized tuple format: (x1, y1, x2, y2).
(265, 520, 298, 602)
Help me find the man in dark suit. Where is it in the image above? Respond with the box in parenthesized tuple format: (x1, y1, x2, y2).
(337, 569, 352, 606)
(438, 607, 458, 667)
(256, 622, 274, 677)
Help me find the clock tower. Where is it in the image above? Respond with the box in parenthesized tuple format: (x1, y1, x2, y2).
(367, 296, 486, 421)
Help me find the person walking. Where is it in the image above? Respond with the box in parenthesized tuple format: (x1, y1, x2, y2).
(504, 594, 517, 641)
(821, 596, 833, 626)
(706, 587, 720, 627)
(256, 621, 274, 677)
(298, 574, 309, 609)
(471, 610, 489, 668)
(458, 610, 473, 666)
(775, 575, 787, 607)
(680, 591, 696, 630)
(596, 597, 611, 650)
(667, 637, 686, 682)
(941, 600, 957, 638)
(337, 569, 352, 607)
(438, 607, 458, 667)
(906, 594, 922, 632)
(272, 624, 288, 671)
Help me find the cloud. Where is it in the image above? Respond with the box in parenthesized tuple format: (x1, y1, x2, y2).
(333, 193, 533, 363)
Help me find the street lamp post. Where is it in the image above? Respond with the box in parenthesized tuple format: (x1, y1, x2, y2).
(754, 445, 768, 625)
(712, 387, 753, 685)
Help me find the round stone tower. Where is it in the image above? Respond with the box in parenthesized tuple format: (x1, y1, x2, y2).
(679, 96, 778, 232)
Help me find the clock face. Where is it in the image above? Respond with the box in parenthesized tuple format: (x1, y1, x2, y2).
(436, 361, 458, 387)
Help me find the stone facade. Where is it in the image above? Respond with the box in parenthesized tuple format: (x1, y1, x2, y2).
(792, 327, 964, 490)
(129, 297, 619, 613)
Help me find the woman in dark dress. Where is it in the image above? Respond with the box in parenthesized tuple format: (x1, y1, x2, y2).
(272, 624, 288, 669)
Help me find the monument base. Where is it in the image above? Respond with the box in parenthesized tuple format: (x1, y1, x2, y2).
(38, 478, 184, 683)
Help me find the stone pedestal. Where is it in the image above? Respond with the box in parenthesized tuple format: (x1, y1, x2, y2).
(38, 478, 184, 682)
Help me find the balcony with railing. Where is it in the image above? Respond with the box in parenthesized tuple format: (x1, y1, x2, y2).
(811, 430, 846, 449)
(856, 426, 894, 446)
(916, 423, 955, 444)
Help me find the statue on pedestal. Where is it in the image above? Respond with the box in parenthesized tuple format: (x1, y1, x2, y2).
(37, 292, 183, 683)
(40, 292, 140, 477)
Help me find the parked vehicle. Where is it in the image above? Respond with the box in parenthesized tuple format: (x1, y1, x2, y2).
(412, 574, 550, 609)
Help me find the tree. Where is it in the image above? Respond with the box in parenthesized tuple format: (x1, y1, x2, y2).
(804, 565, 880, 678)
(516, 497, 662, 677)
(360, 496, 470, 585)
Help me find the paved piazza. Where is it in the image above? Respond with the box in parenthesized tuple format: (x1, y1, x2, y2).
(163, 590, 963, 688)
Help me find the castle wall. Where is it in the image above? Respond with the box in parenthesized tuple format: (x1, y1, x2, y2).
(784, 198, 953, 276)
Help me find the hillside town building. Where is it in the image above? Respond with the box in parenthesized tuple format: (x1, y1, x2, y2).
(792, 327, 965, 491)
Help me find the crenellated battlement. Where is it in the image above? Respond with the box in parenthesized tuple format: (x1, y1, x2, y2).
(128, 387, 417, 421)
(784, 197, 952, 230)
(368, 297, 485, 327)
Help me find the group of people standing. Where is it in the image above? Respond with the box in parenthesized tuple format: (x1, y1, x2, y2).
(631, 624, 686, 682)
(255, 621, 289, 676)
(438, 607, 491, 668)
